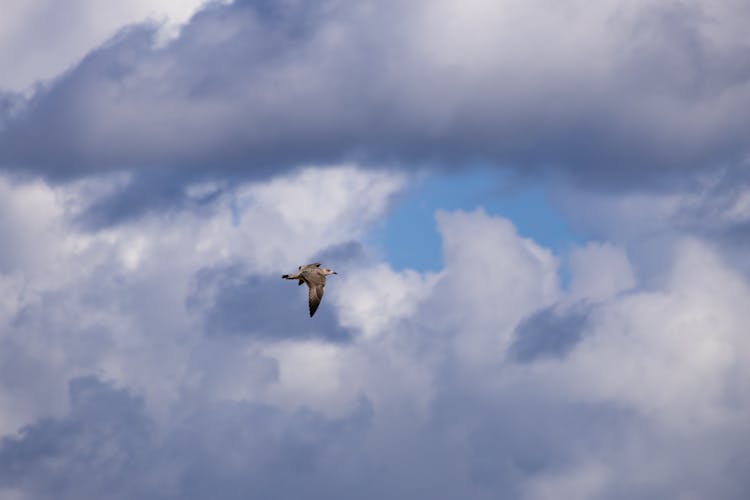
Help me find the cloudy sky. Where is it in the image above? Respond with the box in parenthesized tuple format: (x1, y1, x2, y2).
(1, 1, 750, 498)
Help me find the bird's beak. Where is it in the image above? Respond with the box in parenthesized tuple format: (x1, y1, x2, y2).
(333, 271, 338, 274)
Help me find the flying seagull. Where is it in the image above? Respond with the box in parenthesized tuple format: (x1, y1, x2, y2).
(282, 263, 338, 317)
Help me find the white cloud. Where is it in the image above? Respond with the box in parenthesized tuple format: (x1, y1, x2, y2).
(0, 169, 749, 498)
(431, 209, 560, 368)
(233, 165, 405, 271)
(568, 242, 636, 301)
(562, 239, 747, 425)
(0, 165, 404, 432)
(0, 0, 209, 92)
(2, 0, 749, 494)
(333, 264, 439, 339)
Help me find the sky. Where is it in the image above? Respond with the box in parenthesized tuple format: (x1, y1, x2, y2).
(1, 1, 750, 499)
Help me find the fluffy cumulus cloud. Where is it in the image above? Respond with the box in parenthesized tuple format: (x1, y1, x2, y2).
(1, 165, 749, 499)
(2, 0, 750, 499)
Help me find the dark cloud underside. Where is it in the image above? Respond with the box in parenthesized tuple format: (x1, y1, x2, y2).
(1, 0, 749, 189)
(188, 264, 351, 342)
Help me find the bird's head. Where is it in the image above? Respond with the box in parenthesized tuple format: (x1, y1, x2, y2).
(323, 268, 338, 276)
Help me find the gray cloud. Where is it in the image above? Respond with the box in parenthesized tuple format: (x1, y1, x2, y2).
(509, 305, 589, 363)
(1, 181, 750, 499)
(0, 377, 155, 500)
(4, 366, 747, 500)
(0, 0, 207, 92)
(1, 0, 749, 198)
(0, 376, 375, 500)
(73, 168, 224, 229)
(2, 2, 750, 485)
(188, 263, 351, 342)
(0, 91, 25, 130)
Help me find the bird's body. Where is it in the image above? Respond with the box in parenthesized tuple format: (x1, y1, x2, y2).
(282, 263, 337, 317)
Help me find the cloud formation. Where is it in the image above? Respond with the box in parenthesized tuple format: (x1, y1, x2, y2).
(0, 0, 208, 91)
(1, 167, 749, 499)
(2, 1, 750, 498)
(1, 0, 749, 191)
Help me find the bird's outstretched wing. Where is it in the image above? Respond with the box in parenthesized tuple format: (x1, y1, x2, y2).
(308, 283, 325, 317)
(299, 263, 321, 270)
(303, 269, 327, 317)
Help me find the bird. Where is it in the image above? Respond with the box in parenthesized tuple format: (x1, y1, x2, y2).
(282, 263, 338, 317)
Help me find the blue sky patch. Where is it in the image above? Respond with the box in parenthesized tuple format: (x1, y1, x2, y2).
(369, 169, 583, 272)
